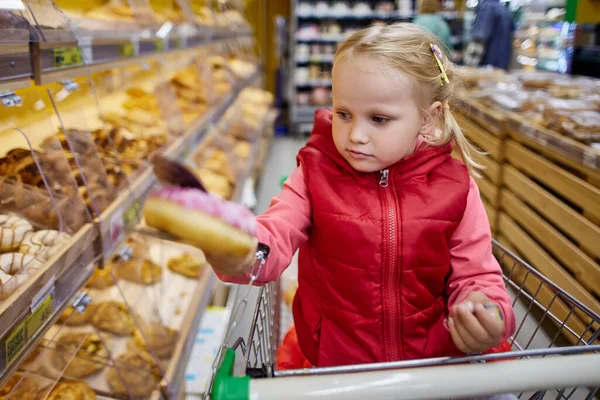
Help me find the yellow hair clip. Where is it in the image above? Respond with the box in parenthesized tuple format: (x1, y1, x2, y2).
(430, 43, 450, 86)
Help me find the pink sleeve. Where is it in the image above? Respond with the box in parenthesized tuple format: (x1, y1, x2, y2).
(216, 166, 311, 285)
(447, 178, 516, 341)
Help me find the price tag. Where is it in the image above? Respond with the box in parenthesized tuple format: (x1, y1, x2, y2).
(123, 200, 142, 229)
(26, 295, 53, 339)
(53, 47, 83, 68)
(5, 292, 54, 365)
(155, 39, 166, 52)
(120, 43, 136, 57)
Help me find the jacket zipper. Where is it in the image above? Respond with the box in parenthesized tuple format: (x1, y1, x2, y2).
(379, 168, 399, 361)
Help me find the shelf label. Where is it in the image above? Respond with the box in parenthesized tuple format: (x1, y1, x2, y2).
(120, 43, 136, 57)
(155, 39, 166, 51)
(123, 200, 142, 229)
(5, 293, 54, 365)
(53, 47, 83, 68)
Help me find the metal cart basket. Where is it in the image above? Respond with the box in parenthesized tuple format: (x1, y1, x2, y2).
(205, 241, 600, 400)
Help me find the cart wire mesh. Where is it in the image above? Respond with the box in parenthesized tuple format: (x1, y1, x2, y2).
(213, 240, 600, 400)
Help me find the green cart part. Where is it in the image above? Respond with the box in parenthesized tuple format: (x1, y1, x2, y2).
(280, 175, 288, 188)
(211, 348, 250, 400)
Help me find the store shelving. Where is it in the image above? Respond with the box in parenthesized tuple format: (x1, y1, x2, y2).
(289, 0, 413, 134)
(0, 2, 272, 395)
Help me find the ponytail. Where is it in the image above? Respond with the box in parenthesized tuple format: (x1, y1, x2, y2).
(422, 104, 485, 177)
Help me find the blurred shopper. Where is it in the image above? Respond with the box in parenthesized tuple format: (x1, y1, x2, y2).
(414, 0, 452, 52)
(464, 0, 515, 70)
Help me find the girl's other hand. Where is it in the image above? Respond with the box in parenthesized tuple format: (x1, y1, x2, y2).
(205, 238, 258, 277)
(448, 291, 505, 354)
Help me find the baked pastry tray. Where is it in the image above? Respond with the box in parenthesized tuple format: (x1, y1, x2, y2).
(18, 234, 215, 399)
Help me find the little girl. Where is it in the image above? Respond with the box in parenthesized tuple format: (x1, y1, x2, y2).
(210, 23, 516, 368)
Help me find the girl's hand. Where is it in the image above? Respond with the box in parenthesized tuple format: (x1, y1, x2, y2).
(448, 291, 505, 354)
(205, 239, 258, 277)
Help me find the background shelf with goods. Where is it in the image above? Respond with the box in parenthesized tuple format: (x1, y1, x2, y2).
(0, 0, 278, 398)
(288, 0, 414, 135)
(452, 67, 600, 332)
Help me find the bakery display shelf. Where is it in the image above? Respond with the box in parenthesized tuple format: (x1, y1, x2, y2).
(0, 42, 32, 93)
(96, 68, 262, 261)
(455, 94, 507, 138)
(295, 55, 334, 64)
(0, 225, 99, 385)
(31, 30, 253, 86)
(296, 35, 348, 43)
(295, 79, 332, 88)
(504, 112, 600, 173)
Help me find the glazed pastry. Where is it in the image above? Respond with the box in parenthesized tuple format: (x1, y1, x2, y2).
(58, 303, 96, 326)
(46, 381, 96, 400)
(0, 253, 44, 299)
(132, 322, 178, 359)
(106, 349, 161, 398)
(167, 253, 205, 279)
(0, 214, 33, 252)
(116, 259, 162, 285)
(0, 373, 37, 400)
(53, 333, 108, 378)
(91, 301, 138, 336)
(19, 230, 71, 261)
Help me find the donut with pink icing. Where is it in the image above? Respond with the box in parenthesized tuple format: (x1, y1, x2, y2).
(144, 186, 256, 260)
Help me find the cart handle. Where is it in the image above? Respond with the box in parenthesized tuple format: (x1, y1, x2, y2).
(212, 348, 250, 400)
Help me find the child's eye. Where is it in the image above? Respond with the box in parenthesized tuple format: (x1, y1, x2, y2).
(336, 111, 350, 120)
(371, 116, 390, 125)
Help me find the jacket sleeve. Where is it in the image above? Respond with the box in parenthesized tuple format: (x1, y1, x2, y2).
(215, 166, 312, 286)
(446, 178, 516, 341)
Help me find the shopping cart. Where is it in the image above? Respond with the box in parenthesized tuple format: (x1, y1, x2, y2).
(205, 241, 600, 400)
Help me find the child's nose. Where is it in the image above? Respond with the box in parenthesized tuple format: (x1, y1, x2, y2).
(349, 125, 368, 144)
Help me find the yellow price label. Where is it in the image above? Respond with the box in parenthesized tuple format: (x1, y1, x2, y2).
(123, 200, 142, 229)
(5, 322, 26, 365)
(27, 295, 54, 339)
(5, 294, 53, 365)
(53, 47, 83, 68)
(120, 43, 136, 57)
(155, 39, 166, 51)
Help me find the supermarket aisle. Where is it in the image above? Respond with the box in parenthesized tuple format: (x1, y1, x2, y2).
(255, 136, 306, 213)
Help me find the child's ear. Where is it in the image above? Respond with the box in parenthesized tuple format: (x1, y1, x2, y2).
(419, 101, 443, 136)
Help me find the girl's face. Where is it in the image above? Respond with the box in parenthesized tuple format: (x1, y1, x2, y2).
(332, 57, 429, 173)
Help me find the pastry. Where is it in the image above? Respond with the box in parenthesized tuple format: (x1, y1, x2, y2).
(53, 333, 108, 378)
(0, 373, 37, 400)
(132, 322, 178, 359)
(144, 186, 256, 260)
(0, 214, 33, 252)
(86, 264, 115, 289)
(46, 381, 96, 400)
(0, 253, 44, 299)
(91, 301, 138, 336)
(196, 168, 232, 199)
(58, 303, 96, 326)
(116, 258, 162, 285)
(106, 349, 161, 398)
(167, 253, 205, 279)
(19, 230, 71, 261)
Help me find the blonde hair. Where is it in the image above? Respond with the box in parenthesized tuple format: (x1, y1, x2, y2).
(419, 0, 443, 14)
(334, 23, 483, 176)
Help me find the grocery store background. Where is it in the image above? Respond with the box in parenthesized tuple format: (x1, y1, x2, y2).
(0, 0, 598, 399)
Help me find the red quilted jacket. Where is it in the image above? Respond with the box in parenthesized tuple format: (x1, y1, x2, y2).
(293, 109, 472, 367)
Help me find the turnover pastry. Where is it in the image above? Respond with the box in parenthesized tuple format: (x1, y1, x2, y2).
(19, 230, 71, 261)
(132, 322, 178, 359)
(116, 258, 162, 285)
(106, 349, 161, 398)
(58, 303, 96, 326)
(167, 253, 205, 279)
(0, 214, 33, 252)
(91, 301, 138, 336)
(86, 264, 115, 290)
(46, 381, 96, 400)
(0, 373, 37, 400)
(53, 333, 108, 378)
